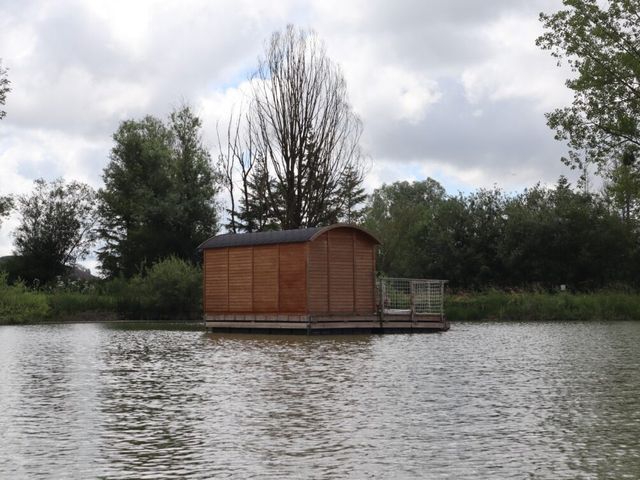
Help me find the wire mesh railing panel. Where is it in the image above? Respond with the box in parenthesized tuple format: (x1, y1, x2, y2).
(377, 277, 446, 316)
(378, 278, 412, 312)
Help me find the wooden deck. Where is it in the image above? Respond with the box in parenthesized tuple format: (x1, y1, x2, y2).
(204, 313, 449, 334)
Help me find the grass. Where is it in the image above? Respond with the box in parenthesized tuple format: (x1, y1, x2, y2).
(446, 291, 640, 321)
(0, 274, 50, 324)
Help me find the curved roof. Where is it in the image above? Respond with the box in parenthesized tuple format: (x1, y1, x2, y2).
(198, 224, 381, 250)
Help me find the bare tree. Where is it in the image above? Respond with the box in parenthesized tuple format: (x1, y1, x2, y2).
(222, 25, 365, 230)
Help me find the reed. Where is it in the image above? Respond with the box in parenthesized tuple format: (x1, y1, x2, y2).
(446, 291, 640, 321)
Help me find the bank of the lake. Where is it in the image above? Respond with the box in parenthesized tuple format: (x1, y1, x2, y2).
(446, 291, 640, 321)
(4, 287, 640, 324)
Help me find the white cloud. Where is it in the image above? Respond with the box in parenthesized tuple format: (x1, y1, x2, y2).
(0, 0, 579, 265)
(460, 13, 573, 112)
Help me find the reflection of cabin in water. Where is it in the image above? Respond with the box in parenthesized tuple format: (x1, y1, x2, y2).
(199, 224, 448, 333)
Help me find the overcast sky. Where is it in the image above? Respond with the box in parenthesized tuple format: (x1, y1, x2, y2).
(0, 0, 575, 262)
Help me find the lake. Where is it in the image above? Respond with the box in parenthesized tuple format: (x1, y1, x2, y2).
(1, 321, 639, 479)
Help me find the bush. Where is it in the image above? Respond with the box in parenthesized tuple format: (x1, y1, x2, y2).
(118, 256, 202, 320)
(0, 272, 50, 324)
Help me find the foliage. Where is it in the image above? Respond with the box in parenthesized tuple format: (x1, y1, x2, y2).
(0, 273, 50, 324)
(13, 178, 98, 284)
(0, 59, 9, 120)
(364, 177, 638, 290)
(220, 25, 365, 231)
(537, 0, 640, 176)
(99, 105, 220, 277)
(337, 164, 368, 224)
(117, 256, 202, 319)
(604, 153, 640, 224)
(0, 195, 12, 226)
(446, 291, 640, 322)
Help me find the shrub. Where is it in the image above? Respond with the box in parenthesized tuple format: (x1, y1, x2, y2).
(0, 272, 50, 324)
(118, 256, 202, 320)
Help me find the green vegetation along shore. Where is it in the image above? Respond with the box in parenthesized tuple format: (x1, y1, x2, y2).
(4, 266, 640, 325)
(446, 291, 640, 322)
(0, 257, 202, 325)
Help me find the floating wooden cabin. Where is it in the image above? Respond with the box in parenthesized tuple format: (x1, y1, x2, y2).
(199, 224, 448, 333)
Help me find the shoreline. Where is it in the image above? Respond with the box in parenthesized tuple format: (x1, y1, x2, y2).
(3, 290, 640, 325)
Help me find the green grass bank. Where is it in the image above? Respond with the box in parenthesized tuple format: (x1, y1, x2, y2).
(446, 291, 640, 321)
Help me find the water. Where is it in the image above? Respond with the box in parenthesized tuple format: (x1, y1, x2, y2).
(1, 321, 640, 479)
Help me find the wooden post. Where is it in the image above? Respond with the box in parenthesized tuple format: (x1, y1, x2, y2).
(379, 278, 385, 326)
(440, 281, 445, 322)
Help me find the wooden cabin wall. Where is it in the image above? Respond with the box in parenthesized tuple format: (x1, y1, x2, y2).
(328, 229, 355, 313)
(308, 233, 329, 313)
(278, 243, 307, 313)
(204, 248, 228, 313)
(203, 243, 306, 314)
(354, 233, 376, 313)
(307, 229, 377, 315)
(253, 245, 279, 312)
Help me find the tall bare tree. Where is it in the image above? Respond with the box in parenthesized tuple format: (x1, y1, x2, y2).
(221, 25, 365, 231)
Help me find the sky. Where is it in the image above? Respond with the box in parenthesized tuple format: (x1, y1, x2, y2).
(0, 0, 576, 267)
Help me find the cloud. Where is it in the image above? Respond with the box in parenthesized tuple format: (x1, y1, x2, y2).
(0, 0, 577, 263)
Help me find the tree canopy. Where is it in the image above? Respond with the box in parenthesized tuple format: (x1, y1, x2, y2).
(537, 0, 640, 173)
(13, 178, 98, 284)
(363, 178, 637, 289)
(98, 106, 220, 277)
(221, 25, 366, 231)
(0, 196, 12, 226)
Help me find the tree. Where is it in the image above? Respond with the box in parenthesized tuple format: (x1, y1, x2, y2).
(0, 195, 12, 226)
(221, 25, 365, 230)
(0, 59, 9, 120)
(99, 106, 220, 277)
(337, 164, 368, 224)
(604, 150, 640, 223)
(363, 179, 447, 277)
(13, 178, 98, 284)
(537, 0, 640, 175)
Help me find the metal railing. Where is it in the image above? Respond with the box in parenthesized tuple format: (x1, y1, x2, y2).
(377, 277, 446, 318)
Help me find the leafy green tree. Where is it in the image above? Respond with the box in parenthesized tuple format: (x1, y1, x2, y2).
(364, 179, 447, 277)
(337, 164, 368, 224)
(604, 150, 640, 224)
(13, 178, 98, 284)
(98, 106, 220, 277)
(500, 177, 634, 289)
(537, 0, 640, 174)
(0, 59, 9, 120)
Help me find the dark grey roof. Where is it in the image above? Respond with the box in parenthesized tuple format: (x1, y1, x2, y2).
(198, 227, 323, 249)
(198, 224, 381, 250)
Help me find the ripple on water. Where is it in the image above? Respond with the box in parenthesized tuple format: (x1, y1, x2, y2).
(1, 321, 640, 479)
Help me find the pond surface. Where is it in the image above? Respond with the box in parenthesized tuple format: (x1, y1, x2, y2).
(1, 321, 640, 479)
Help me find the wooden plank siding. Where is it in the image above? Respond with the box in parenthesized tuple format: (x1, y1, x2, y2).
(228, 247, 253, 312)
(278, 243, 307, 313)
(253, 245, 279, 312)
(204, 248, 228, 313)
(328, 229, 355, 313)
(308, 232, 329, 313)
(354, 232, 376, 313)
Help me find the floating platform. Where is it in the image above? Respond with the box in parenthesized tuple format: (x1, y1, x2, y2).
(204, 313, 449, 334)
